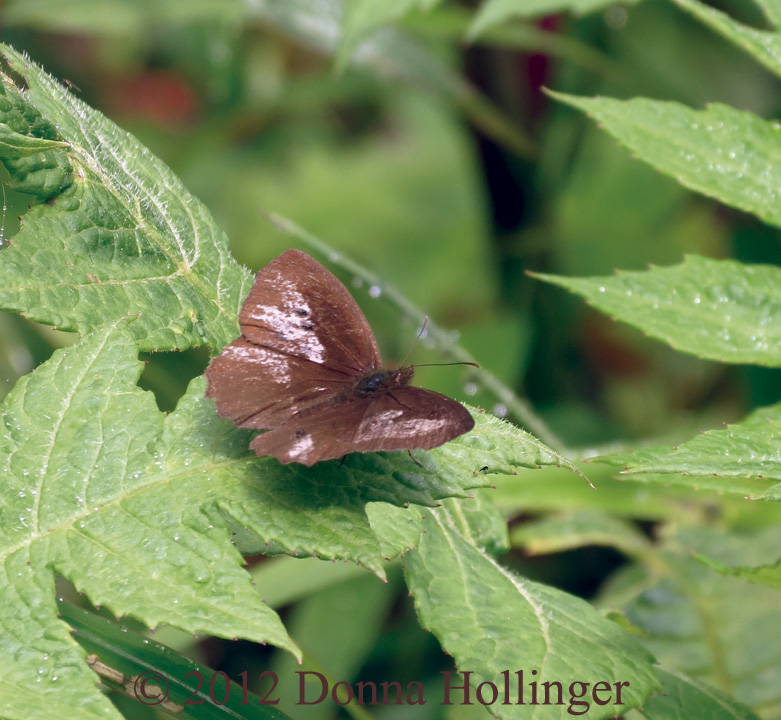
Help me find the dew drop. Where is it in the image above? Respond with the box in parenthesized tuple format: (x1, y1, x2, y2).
(604, 5, 627, 28)
(493, 403, 508, 418)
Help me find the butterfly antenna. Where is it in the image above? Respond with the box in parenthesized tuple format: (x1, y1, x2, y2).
(399, 316, 429, 368)
(413, 361, 480, 369)
(402, 318, 480, 370)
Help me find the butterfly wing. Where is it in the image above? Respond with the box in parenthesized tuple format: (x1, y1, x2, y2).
(353, 386, 475, 453)
(249, 386, 474, 465)
(206, 249, 381, 429)
(239, 249, 380, 374)
(207, 249, 474, 464)
(205, 337, 351, 429)
(248, 401, 373, 466)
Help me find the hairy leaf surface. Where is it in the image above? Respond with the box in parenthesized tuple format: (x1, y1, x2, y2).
(0, 323, 296, 720)
(551, 92, 781, 230)
(0, 44, 252, 352)
(535, 257, 781, 367)
(594, 402, 781, 497)
(403, 505, 659, 719)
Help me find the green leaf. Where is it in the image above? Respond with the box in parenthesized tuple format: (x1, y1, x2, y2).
(337, 0, 423, 70)
(0, 44, 252, 352)
(0, 322, 297, 720)
(403, 505, 659, 719)
(458, 408, 588, 480)
(366, 502, 425, 560)
(0, 318, 562, 718)
(533, 256, 781, 366)
(420, 6, 616, 76)
(269, 572, 397, 719)
(0, 80, 73, 200)
(249, 556, 368, 610)
(368, 491, 510, 563)
(0, 123, 69, 158)
(592, 402, 781, 495)
(60, 600, 294, 720)
(586, 471, 774, 498)
(0, 45, 549, 577)
(549, 92, 781, 230)
(753, 0, 781, 28)
(491, 465, 703, 522)
(510, 510, 651, 557)
(450, 490, 511, 556)
(246, 0, 447, 85)
(221, 406, 580, 574)
(162, 392, 486, 578)
(627, 666, 762, 720)
(695, 552, 781, 590)
(671, 0, 781, 79)
(756, 480, 781, 500)
(468, 0, 638, 39)
(602, 526, 781, 715)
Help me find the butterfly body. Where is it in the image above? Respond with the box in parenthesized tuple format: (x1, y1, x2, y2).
(206, 250, 474, 466)
(352, 367, 412, 398)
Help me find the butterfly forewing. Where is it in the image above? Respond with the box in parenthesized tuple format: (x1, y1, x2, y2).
(206, 249, 381, 429)
(239, 249, 381, 374)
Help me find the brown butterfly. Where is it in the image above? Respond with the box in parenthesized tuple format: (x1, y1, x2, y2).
(205, 249, 475, 466)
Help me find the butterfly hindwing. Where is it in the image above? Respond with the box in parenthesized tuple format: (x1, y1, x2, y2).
(354, 386, 475, 453)
(249, 387, 474, 465)
(249, 401, 372, 466)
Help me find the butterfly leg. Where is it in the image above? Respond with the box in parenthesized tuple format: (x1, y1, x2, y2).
(407, 450, 423, 468)
(386, 391, 413, 411)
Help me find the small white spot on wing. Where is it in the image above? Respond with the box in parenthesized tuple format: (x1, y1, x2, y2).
(247, 281, 325, 364)
(358, 409, 403, 438)
(224, 343, 291, 383)
(286, 433, 314, 462)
